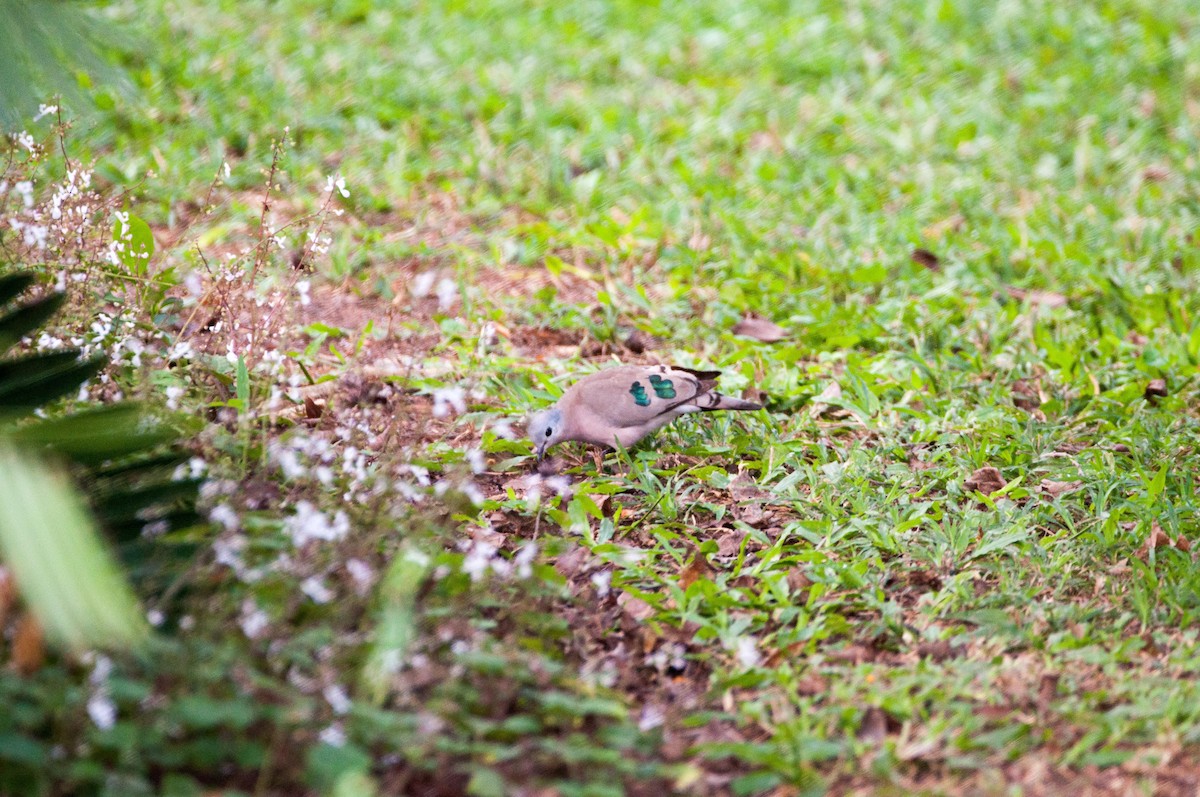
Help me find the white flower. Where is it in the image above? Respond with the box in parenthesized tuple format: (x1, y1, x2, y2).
(89, 655, 113, 684)
(318, 723, 346, 747)
(35, 104, 58, 120)
(490, 420, 516, 440)
(273, 443, 307, 480)
(285, 501, 350, 546)
(465, 448, 486, 474)
(345, 558, 375, 595)
(301, 576, 334, 604)
(209, 503, 240, 532)
(513, 543, 538, 578)
(462, 541, 497, 581)
(411, 271, 436, 298)
(732, 636, 761, 669)
(324, 175, 350, 199)
(165, 385, 184, 410)
(638, 704, 665, 732)
(432, 386, 467, 419)
(240, 600, 270, 639)
(296, 279, 312, 307)
(13, 180, 34, 208)
(323, 684, 352, 715)
(590, 571, 612, 597)
(436, 278, 459, 311)
(87, 694, 117, 730)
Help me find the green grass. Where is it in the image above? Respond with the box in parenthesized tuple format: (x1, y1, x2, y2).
(5, 0, 1200, 794)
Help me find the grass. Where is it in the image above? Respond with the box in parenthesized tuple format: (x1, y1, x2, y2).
(5, 0, 1200, 794)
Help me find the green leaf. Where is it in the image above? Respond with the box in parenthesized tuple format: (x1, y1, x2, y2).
(0, 732, 48, 766)
(0, 272, 36, 307)
(0, 442, 147, 650)
(0, 0, 137, 128)
(9, 403, 180, 465)
(236, 354, 250, 409)
(305, 742, 371, 792)
(112, 213, 156, 275)
(1147, 463, 1168, 502)
(361, 547, 428, 703)
(0, 350, 106, 411)
(466, 768, 507, 797)
(0, 293, 66, 355)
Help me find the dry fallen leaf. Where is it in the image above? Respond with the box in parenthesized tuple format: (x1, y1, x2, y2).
(0, 566, 14, 629)
(13, 615, 45, 675)
(1137, 523, 1181, 560)
(964, 466, 1007, 496)
(1006, 287, 1068, 308)
(731, 315, 787, 343)
(910, 248, 941, 270)
(1036, 673, 1061, 714)
(916, 640, 955, 662)
(922, 214, 965, 240)
(678, 553, 714, 590)
(809, 381, 842, 418)
(1142, 164, 1171, 182)
(1145, 379, 1168, 398)
(794, 670, 829, 697)
(714, 529, 744, 558)
(857, 706, 890, 743)
(617, 591, 656, 622)
(1012, 379, 1043, 411)
(623, 329, 657, 354)
(1038, 479, 1082, 498)
(786, 569, 812, 594)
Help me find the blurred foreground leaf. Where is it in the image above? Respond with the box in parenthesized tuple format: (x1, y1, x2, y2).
(0, 0, 135, 129)
(0, 442, 147, 650)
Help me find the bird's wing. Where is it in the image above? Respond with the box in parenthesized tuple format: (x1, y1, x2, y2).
(568, 364, 718, 430)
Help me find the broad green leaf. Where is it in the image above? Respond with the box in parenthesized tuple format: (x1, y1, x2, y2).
(305, 742, 371, 793)
(0, 293, 66, 355)
(235, 354, 250, 409)
(0, 349, 105, 410)
(361, 547, 428, 703)
(112, 213, 155, 275)
(0, 443, 147, 650)
(0, 272, 36, 307)
(9, 403, 180, 465)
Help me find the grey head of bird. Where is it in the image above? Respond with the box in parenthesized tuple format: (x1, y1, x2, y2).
(527, 406, 565, 461)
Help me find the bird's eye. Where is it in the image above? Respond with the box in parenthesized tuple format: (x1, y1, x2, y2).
(544, 429, 552, 437)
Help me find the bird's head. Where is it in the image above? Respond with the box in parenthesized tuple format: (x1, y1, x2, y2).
(527, 407, 564, 461)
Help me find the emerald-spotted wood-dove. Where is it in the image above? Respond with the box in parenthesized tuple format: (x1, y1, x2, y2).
(528, 364, 762, 460)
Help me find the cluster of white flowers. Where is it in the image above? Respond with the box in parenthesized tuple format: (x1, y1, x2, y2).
(240, 599, 270, 639)
(460, 537, 538, 582)
(324, 174, 350, 199)
(285, 500, 350, 547)
(431, 386, 467, 419)
(270, 433, 336, 485)
(85, 655, 117, 730)
(410, 270, 461, 311)
(520, 473, 573, 509)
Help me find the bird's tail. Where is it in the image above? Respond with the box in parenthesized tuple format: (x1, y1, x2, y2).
(700, 392, 762, 411)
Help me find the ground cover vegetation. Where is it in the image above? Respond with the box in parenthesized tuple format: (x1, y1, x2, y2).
(3, 0, 1200, 795)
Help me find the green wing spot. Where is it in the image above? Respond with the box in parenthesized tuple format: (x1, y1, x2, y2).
(647, 374, 676, 398)
(629, 381, 651, 406)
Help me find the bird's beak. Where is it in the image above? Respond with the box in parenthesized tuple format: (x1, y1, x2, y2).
(536, 443, 546, 463)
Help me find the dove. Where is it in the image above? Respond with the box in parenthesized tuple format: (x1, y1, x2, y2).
(527, 364, 762, 460)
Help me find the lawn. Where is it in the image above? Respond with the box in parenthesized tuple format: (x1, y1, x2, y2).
(4, 0, 1200, 795)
